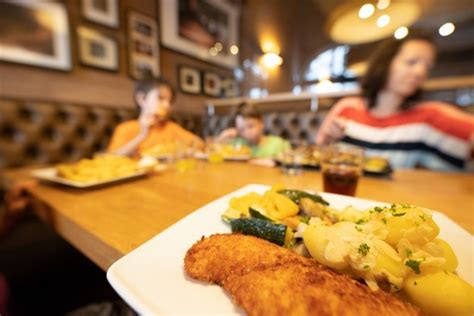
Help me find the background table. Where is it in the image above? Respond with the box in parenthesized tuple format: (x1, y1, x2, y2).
(5, 162, 474, 270)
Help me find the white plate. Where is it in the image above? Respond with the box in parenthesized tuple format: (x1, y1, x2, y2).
(106, 184, 473, 315)
(31, 167, 148, 188)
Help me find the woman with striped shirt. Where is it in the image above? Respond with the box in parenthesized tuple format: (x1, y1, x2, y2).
(316, 33, 474, 171)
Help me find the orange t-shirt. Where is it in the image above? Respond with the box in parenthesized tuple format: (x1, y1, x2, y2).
(107, 120, 203, 154)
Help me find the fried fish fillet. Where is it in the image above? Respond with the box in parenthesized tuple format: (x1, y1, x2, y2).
(184, 234, 423, 316)
(184, 233, 306, 284)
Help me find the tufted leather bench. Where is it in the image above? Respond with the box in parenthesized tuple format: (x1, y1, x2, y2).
(203, 110, 327, 143)
(0, 98, 328, 169)
(0, 99, 202, 169)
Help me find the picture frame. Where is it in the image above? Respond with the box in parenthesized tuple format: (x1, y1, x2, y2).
(160, 0, 240, 68)
(221, 77, 239, 98)
(202, 72, 222, 97)
(77, 26, 119, 71)
(0, 2, 71, 71)
(128, 11, 160, 79)
(81, 0, 119, 28)
(178, 65, 202, 95)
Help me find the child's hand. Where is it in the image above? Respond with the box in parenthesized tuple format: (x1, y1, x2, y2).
(138, 115, 154, 136)
(217, 128, 238, 142)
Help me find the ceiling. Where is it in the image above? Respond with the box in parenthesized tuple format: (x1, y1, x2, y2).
(311, 0, 474, 52)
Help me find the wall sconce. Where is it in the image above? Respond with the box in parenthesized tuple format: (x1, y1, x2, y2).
(261, 52, 283, 69)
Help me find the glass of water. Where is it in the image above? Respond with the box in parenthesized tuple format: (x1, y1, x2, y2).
(280, 140, 306, 175)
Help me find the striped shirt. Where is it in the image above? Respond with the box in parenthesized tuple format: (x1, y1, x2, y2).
(323, 97, 474, 170)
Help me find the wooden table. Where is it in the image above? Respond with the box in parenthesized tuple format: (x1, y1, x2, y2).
(5, 162, 474, 271)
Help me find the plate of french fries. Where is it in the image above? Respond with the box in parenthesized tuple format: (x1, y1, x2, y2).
(31, 155, 152, 188)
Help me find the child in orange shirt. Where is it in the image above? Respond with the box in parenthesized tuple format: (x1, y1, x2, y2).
(108, 77, 203, 156)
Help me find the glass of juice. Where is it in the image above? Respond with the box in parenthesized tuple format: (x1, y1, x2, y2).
(321, 143, 364, 196)
(205, 137, 224, 164)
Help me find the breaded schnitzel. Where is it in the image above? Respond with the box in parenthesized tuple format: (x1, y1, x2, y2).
(184, 233, 306, 284)
(184, 234, 423, 316)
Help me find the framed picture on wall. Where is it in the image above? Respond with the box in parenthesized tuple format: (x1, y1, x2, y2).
(128, 11, 159, 79)
(202, 72, 222, 97)
(77, 26, 119, 71)
(0, 1, 71, 71)
(221, 77, 239, 98)
(159, 0, 239, 68)
(81, 0, 119, 28)
(178, 65, 201, 94)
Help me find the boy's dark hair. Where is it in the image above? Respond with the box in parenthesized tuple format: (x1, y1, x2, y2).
(134, 76, 176, 108)
(235, 102, 263, 120)
(360, 32, 436, 110)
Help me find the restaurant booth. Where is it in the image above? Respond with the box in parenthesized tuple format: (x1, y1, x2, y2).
(0, 0, 473, 315)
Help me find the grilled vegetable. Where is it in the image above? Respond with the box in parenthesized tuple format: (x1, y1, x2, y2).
(278, 189, 329, 206)
(230, 218, 287, 246)
(249, 205, 274, 221)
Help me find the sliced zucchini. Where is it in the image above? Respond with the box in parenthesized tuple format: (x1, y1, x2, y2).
(230, 218, 287, 246)
(249, 205, 274, 221)
(278, 189, 329, 206)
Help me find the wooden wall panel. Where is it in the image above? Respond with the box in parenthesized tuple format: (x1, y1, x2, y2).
(0, 0, 232, 114)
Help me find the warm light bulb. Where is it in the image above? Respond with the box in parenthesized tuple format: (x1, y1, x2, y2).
(394, 26, 408, 39)
(439, 22, 455, 36)
(376, 14, 390, 27)
(377, 0, 390, 10)
(359, 3, 375, 19)
(209, 47, 218, 56)
(214, 42, 223, 52)
(230, 45, 239, 55)
(261, 52, 283, 68)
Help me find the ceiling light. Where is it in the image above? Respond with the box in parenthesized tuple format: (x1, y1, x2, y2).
(439, 22, 455, 36)
(214, 42, 222, 52)
(230, 45, 239, 55)
(209, 47, 218, 56)
(359, 3, 375, 19)
(327, 1, 421, 44)
(377, 0, 390, 10)
(261, 52, 283, 68)
(394, 26, 408, 39)
(376, 14, 390, 27)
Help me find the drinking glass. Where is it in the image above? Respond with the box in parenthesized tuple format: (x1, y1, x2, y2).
(280, 140, 306, 175)
(320, 143, 364, 196)
(205, 137, 224, 164)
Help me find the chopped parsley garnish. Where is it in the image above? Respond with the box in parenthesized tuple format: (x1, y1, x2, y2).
(363, 264, 370, 270)
(355, 218, 367, 225)
(414, 281, 418, 286)
(418, 214, 426, 222)
(355, 226, 363, 232)
(374, 206, 384, 213)
(392, 212, 406, 217)
(406, 249, 413, 258)
(405, 259, 421, 274)
(381, 218, 387, 224)
(358, 243, 370, 256)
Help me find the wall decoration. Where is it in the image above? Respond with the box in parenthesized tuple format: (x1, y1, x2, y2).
(82, 0, 119, 28)
(202, 72, 222, 97)
(178, 65, 202, 94)
(77, 26, 118, 71)
(128, 11, 160, 79)
(221, 77, 239, 98)
(160, 0, 239, 68)
(0, 2, 71, 71)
